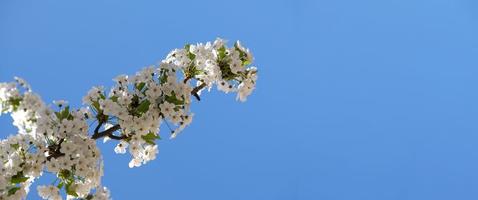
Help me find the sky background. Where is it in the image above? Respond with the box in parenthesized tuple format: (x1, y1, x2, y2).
(1, 0, 478, 199)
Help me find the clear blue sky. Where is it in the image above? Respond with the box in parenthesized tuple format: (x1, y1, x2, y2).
(1, 0, 478, 199)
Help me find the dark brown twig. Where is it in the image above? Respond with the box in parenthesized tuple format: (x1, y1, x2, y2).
(91, 124, 122, 140)
(191, 83, 206, 101)
(46, 138, 65, 160)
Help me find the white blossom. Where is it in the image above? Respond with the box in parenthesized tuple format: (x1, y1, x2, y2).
(0, 38, 258, 199)
(114, 141, 128, 154)
(37, 185, 61, 200)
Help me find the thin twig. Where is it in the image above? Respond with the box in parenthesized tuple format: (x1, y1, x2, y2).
(91, 124, 122, 140)
(191, 83, 206, 101)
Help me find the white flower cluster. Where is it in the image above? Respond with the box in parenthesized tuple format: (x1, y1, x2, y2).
(0, 38, 258, 199)
(163, 38, 258, 101)
(37, 185, 61, 200)
(37, 185, 111, 200)
(0, 134, 42, 199)
(1, 78, 43, 136)
(81, 38, 258, 168)
(0, 82, 109, 199)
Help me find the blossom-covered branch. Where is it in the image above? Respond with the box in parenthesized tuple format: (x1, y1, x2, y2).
(0, 38, 258, 200)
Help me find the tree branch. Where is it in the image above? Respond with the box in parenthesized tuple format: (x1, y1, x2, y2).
(183, 76, 192, 84)
(93, 121, 103, 136)
(47, 81, 205, 160)
(191, 83, 206, 101)
(47, 124, 124, 160)
(46, 138, 65, 161)
(91, 124, 123, 140)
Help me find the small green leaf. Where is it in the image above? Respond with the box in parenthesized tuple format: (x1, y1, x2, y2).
(110, 96, 118, 103)
(234, 42, 245, 57)
(10, 176, 29, 184)
(160, 74, 168, 84)
(92, 101, 101, 112)
(165, 92, 184, 105)
(10, 172, 29, 184)
(234, 42, 252, 66)
(8, 187, 21, 196)
(55, 112, 61, 120)
(141, 132, 161, 145)
(135, 82, 146, 91)
(10, 143, 19, 150)
(184, 44, 197, 61)
(188, 52, 196, 60)
(58, 169, 72, 181)
(55, 106, 72, 121)
(135, 99, 151, 115)
(66, 190, 78, 197)
(217, 46, 226, 60)
(57, 181, 64, 189)
(66, 184, 78, 197)
(62, 106, 70, 119)
(9, 98, 22, 111)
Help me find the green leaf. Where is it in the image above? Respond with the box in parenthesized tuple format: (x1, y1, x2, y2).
(160, 74, 168, 84)
(8, 187, 21, 196)
(92, 101, 101, 112)
(66, 183, 78, 197)
(135, 82, 146, 91)
(216, 46, 239, 81)
(10, 176, 29, 184)
(55, 112, 61, 120)
(188, 52, 196, 60)
(234, 42, 252, 66)
(57, 181, 64, 189)
(141, 132, 161, 145)
(217, 46, 226, 60)
(59, 170, 78, 197)
(10, 143, 19, 150)
(135, 99, 151, 115)
(185, 44, 196, 60)
(62, 106, 70, 119)
(55, 106, 71, 121)
(58, 169, 72, 181)
(110, 96, 118, 103)
(165, 92, 184, 105)
(66, 190, 78, 197)
(9, 98, 22, 111)
(10, 172, 29, 184)
(234, 42, 245, 57)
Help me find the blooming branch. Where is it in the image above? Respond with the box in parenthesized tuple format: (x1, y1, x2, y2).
(0, 38, 258, 200)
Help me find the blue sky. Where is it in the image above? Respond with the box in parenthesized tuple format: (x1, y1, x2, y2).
(1, 0, 478, 199)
